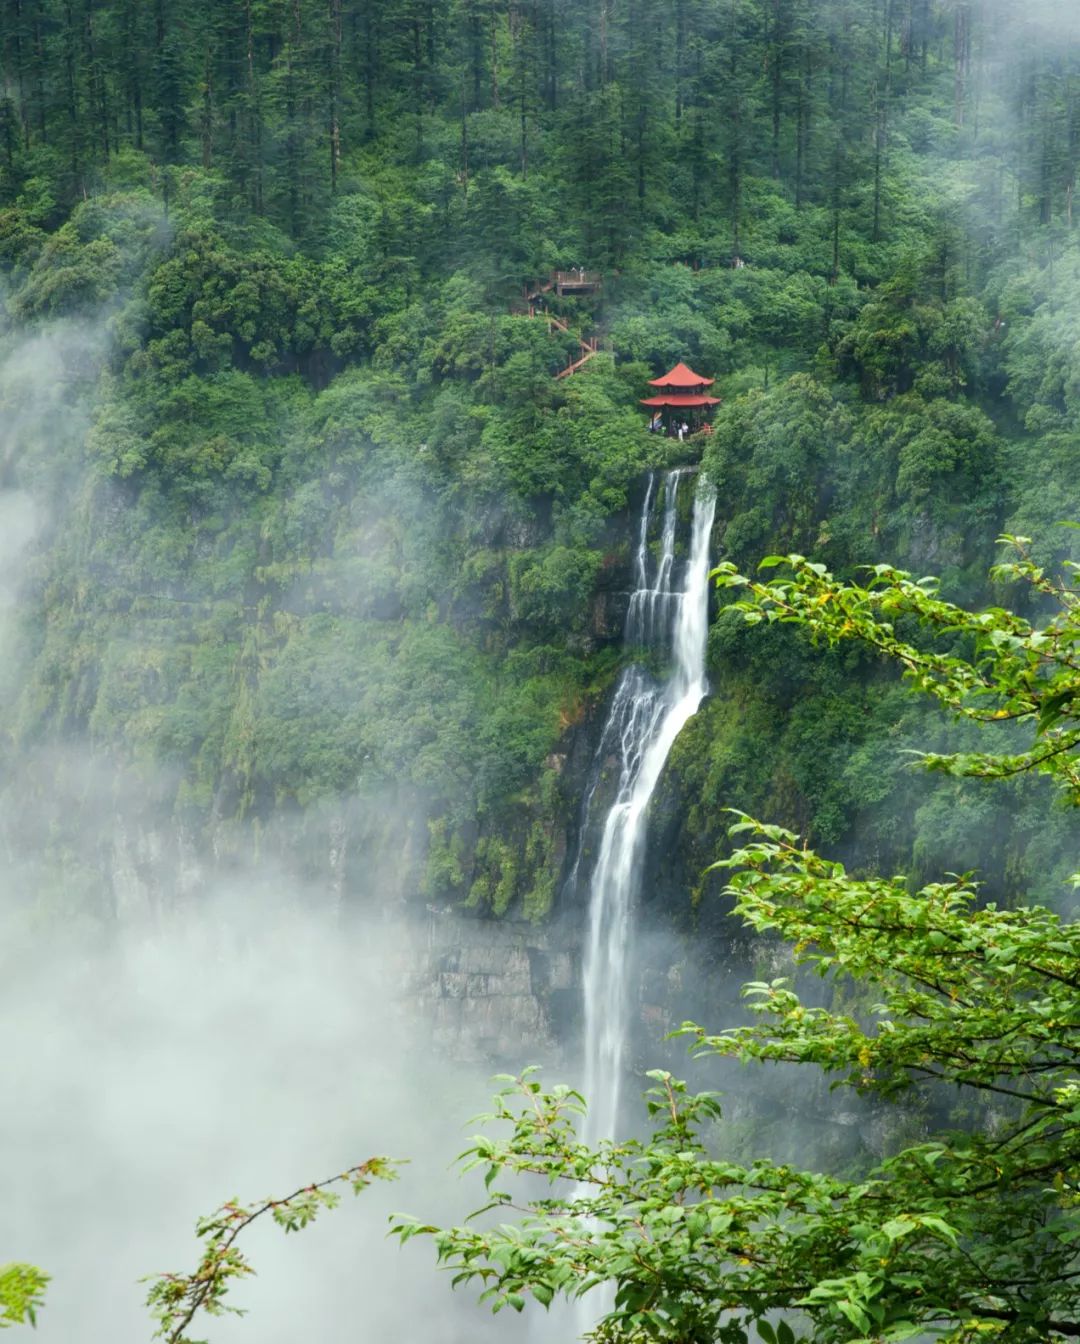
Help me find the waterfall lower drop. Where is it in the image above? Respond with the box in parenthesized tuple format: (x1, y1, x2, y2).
(579, 468, 717, 1148)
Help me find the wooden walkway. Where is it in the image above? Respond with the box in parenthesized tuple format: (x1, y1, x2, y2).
(513, 295, 601, 379)
(555, 339, 598, 378)
(516, 272, 604, 378)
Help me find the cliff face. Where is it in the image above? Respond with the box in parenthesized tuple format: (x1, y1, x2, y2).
(410, 914, 574, 1065)
(2, 433, 710, 1072)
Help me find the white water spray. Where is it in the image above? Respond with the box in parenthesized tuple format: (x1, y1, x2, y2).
(579, 469, 717, 1148)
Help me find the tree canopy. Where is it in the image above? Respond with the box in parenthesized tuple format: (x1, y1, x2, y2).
(5, 1, 1080, 1339)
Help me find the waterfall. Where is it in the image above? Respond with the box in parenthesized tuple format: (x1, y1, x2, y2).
(579, 468, 717, 1148)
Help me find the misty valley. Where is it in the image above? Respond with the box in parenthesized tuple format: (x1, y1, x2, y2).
(3, 1, 1080, 1341)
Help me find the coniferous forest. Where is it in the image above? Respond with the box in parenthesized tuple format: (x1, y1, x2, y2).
(4, 1, 1080, 1340)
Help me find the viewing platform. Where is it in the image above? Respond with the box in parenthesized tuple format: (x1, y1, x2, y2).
(526, 270, 603, 301)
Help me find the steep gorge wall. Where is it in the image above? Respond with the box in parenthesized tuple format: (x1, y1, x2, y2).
(3, 450, 717, 1071)
(5, 296, 1077, 1079)
(6, 426, 1069, 1083)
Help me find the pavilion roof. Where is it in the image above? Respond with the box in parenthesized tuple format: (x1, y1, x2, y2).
(648, 361, 715, 388)
(641, 394, 722, 408)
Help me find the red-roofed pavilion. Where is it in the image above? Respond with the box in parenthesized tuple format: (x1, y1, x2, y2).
(642, 362, 720, 437)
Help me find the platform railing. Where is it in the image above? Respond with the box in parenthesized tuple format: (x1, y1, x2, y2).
(553, 269, 602, 287)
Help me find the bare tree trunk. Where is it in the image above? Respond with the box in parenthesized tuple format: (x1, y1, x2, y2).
(873, 0, 894, 241)
(675, 0, 685, 123)
(201, 41, 214, 167)
(460, 77, 469, 200)
(11, 0, 27, 147)
(513, 2, 528, 175)
(244, 0, 263, 211)
(329, 0, 342, 190)
(954, 0, 971, 127)
(490, 0, 500, 107)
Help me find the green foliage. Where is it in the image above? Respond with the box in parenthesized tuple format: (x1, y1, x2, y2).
(400, 545, 1080, 1342)
(145, 1159, 398, 1344)
(715, 538, 1080, 799)
(467, 836, 519, 916)
(6, 3, 1080, 1337)
(0, 1264, 49, 1330)
(508, 547, 602, 635)
(521, 818, 559, 922)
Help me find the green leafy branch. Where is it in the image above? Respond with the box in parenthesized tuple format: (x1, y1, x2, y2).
(712, 536, 1080, 797)
(691, 812, 1080, 1106)
(144, 1157, 399, 1344)
(395, 540, 1080, 1343)
(392, 1068, 1014, 1343)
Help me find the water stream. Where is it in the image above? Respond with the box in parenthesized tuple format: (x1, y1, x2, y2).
(579, 468, 717, 1148)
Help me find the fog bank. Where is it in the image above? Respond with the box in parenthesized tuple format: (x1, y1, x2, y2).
(1, 879, 531, 1343)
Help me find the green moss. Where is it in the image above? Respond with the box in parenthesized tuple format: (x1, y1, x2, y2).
(466, 837, 518, 917)
(522, 821, 558, 923)
(423, 817, 467, 902)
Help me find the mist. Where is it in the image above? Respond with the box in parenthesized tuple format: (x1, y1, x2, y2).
(0, 490, 38, 638)
(0, 318, 541, 1344)
(1, 876, 530, 1343)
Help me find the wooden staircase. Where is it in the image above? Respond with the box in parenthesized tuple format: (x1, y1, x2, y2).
(514, 292, 601, 379)
(556, 338, 599, 379)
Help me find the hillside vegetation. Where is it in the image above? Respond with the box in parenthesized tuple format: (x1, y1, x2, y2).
(2, 0, 1080, 920)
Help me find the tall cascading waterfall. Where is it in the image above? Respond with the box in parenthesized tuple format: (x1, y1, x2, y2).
(578, 467, 717, 1149)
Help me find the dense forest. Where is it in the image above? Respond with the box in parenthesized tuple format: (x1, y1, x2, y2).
(4, 0, 1080, 930)
(4, 0, 1080, 1340)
